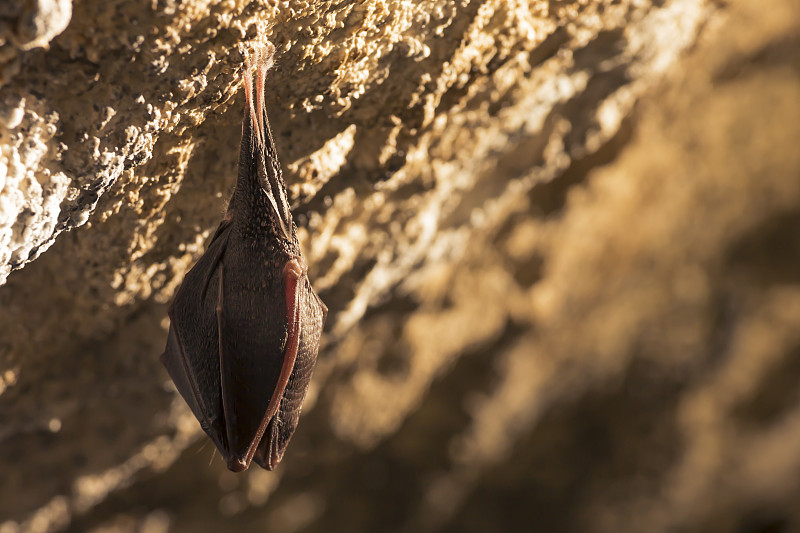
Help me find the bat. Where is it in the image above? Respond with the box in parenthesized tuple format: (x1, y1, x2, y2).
(160, 42, 327, 472)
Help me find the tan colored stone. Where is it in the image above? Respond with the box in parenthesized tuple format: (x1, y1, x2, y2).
(1, 0, 798, 531)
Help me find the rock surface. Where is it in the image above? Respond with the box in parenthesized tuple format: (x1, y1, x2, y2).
(1, 0, 799, 531)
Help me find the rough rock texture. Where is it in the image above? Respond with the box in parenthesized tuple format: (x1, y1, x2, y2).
(1, 0, 799, 531)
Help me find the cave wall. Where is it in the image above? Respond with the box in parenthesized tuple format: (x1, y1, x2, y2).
(1, 0, 799, 531)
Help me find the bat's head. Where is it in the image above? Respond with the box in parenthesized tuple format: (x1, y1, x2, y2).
(227, 457, 248, 473)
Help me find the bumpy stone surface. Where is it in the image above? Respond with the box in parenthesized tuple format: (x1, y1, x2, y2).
(1, 0, 799, 531)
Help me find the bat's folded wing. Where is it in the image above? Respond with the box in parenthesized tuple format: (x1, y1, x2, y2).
(253, 277, 327, 469)
(160, 220, 233, 454)
(216, 266, 294, 470)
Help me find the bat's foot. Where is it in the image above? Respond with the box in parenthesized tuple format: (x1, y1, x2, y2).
(247, 41, 275, 73)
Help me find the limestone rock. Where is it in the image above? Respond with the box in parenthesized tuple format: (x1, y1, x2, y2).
(1, 0, 798, 531)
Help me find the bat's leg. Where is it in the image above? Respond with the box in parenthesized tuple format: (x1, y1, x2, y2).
(254, 47, 267, 147)
(243, 43, 290, 241)
(243, 52, 260, 143)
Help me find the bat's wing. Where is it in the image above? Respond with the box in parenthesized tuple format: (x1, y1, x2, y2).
(215, 257, 300, 471)
(160, 220, 233, 454)
(253, 271, 327, 470)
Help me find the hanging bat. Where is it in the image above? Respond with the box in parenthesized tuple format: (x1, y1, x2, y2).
(160, 42, 327, 472)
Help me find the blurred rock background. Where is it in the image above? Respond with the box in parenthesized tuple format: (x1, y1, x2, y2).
(1, 0, 799, 531)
